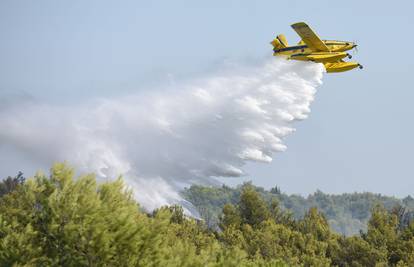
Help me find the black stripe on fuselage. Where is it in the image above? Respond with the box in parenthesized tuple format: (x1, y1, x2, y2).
(273, 43, 348, 53)
(274, 45, 307, 53)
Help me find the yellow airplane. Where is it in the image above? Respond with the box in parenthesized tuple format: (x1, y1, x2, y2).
(271, 22, 363, 73)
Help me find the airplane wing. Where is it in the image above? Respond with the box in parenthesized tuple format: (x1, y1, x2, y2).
(291, 22, 330, 52)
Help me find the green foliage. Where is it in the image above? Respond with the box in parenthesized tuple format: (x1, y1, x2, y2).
(0, 163, 155, 266)
(330, 236, 386, 267)
(298, 207, 331, 241)
(238, 185, 270, 227)
(1, 164, 414, 266)
(218, 187, 333, 266)
(0, 164, 245, 266)
(364, 205, 414, 265)
(0, 171, 25, 197)
(183, 183, 414, 236)
(219, 203, 241, 229)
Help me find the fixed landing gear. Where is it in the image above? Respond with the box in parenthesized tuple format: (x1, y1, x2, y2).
(347, 54, 352, 59)
(358, 64, 363, 69)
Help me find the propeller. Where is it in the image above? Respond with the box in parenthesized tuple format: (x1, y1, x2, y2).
(353, 40, 358, 54)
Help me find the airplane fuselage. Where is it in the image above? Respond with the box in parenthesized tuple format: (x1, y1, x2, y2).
(273, 40, 356, 56)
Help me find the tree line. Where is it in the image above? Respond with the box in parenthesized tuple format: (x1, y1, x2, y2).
(183, 183, 414, 236)
(0, 164, 413, 266)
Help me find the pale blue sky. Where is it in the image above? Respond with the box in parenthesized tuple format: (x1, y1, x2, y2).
(1, 0, 413, 197)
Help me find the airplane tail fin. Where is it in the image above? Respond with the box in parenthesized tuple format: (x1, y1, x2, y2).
(270, 34, 288, 49)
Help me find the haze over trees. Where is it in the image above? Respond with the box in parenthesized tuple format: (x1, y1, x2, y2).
(183, 183, 414, 236)
(0, 163, 413, 266)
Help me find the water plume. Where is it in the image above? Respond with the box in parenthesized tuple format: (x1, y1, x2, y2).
(0, 58, 324, 212)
